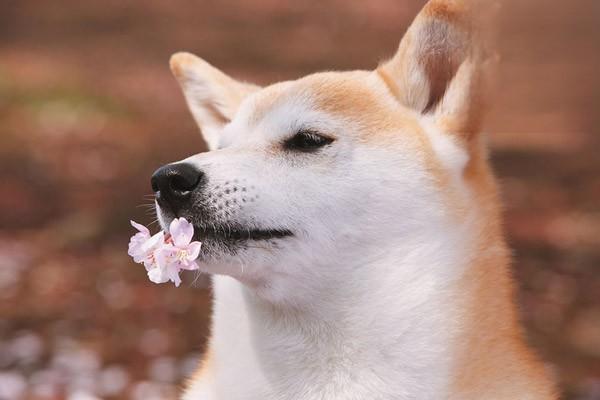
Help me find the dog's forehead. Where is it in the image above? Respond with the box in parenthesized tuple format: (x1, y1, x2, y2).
(233, 71, 416, 138)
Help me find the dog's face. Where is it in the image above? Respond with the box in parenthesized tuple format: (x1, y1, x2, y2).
(154, 1, 494, 300)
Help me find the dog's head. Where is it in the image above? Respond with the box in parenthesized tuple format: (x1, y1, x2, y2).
(154, 0, 497, 300)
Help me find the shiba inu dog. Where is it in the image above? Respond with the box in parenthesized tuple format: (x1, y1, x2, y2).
(151, 0, 557, 398)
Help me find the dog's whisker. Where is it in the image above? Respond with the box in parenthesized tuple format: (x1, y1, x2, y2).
(190, 270, 207, 288)
(136, 204, 156, 209)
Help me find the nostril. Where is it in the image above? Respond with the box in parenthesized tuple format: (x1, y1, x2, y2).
(151, 163, 203, 200)
(170, 172, 200, 193)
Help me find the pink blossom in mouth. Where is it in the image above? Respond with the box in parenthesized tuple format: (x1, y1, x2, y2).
(127, 218, 201, 287)
(128, 221, 151, 262)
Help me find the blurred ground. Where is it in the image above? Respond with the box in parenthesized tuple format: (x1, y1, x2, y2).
(0, 0, 598, 399)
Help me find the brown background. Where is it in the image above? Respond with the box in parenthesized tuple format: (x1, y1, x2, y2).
(0, 1, 599, 399)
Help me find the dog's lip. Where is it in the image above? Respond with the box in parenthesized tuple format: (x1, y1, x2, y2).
(193, 225, 293, 241)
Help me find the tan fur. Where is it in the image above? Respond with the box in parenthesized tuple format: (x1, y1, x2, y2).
(446, 142, 557, 398)
(422, 0, 469, 24)
(283, 73, 469, 221)
(175, 0, 556, 398)
(188, 345, 214, 389)
(170, 52, 257, 113)
(170, 52, 259, 136)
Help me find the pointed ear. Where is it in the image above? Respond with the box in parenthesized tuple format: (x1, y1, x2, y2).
(378, 0, 497, 139)
(170, 52, 260, 150)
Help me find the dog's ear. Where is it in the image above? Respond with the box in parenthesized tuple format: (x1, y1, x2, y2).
(379, 0, 497, 140)
(170, 52, 259, 150)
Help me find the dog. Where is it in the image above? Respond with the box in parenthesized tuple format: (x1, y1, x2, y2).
(151, 0, 557, 398)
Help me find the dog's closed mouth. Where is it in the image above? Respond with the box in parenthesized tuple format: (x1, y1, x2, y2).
(195, 225, 293, 241)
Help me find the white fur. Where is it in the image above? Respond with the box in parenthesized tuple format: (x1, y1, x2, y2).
(159, 80, 489, 399)
(158, 2, 554, 397)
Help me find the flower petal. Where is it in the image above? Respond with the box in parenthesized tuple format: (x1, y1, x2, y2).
(169, 218, 194, 247)
(186, 242, 202, 261)
(128, 224, 152, 261)
(130, 220, 150, 235)
(148, 266, 169, 284)
(180, 260, 199, 271)
(167, 264, 182, 287)
(141, 231, 165, 253)
(142, 254, 156, 271)
(127, 239, 141, 259)
(154, 245, 174, 268)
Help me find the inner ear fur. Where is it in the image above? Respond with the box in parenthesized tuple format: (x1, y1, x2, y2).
(170, 52, 259, 150)
(379, 0, 497, 140)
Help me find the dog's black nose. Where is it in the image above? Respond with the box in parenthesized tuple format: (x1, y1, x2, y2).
(151, 163, 203, 212)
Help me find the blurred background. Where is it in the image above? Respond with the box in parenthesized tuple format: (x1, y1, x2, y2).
(0, 0, 598, 399)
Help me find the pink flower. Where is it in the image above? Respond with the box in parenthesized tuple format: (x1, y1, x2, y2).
(166, 218, 202, 270)
(128, 221, 150, 262)
(128, 221, 165, 269)
(148, 249, 183, 286)
(127, 218, 201, 287)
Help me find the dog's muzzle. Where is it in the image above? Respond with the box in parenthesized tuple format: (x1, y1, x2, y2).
(151, 162, 203, 214)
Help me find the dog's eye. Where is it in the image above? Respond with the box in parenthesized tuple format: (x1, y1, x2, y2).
(283, 130, 334, 152)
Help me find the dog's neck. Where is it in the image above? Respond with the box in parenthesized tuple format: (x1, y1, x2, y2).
(240, 244, 468, 399)
(202, 214, 546, 400)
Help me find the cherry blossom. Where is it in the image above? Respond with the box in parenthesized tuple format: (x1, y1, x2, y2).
(127, 218, 201, 287)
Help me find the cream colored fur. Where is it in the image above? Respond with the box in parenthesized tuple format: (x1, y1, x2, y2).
(159, 0, 557, 399)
